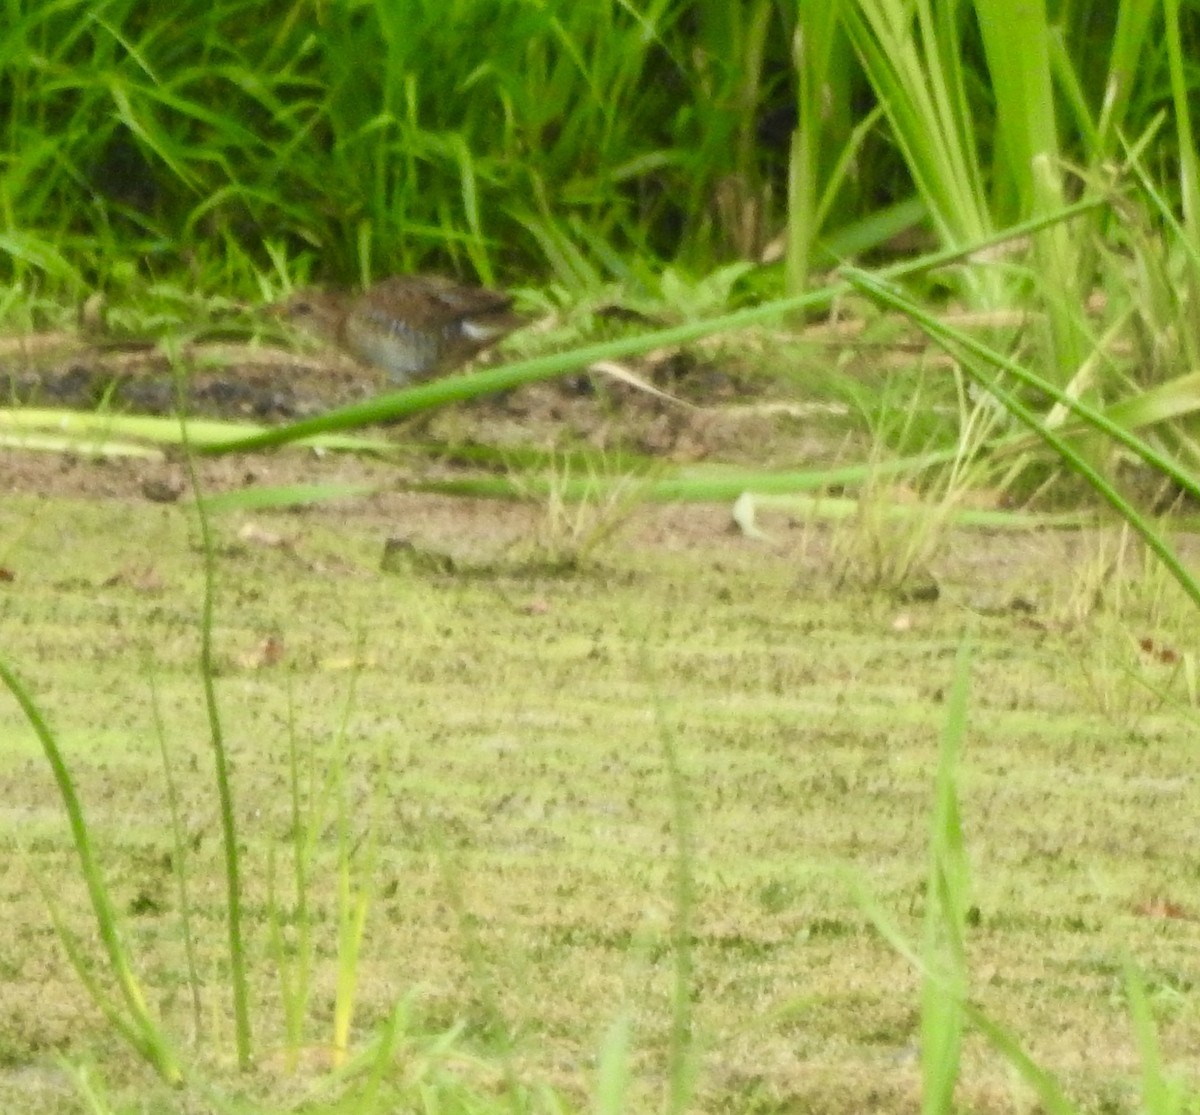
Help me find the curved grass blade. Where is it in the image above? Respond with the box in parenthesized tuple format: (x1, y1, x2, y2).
(843, 266, 1200, 609)
(175, 402, 253, 1069)
(0, 658, 182, 1084)
(204, 200, 1107, 455)
(0, 407, 395, 453)
(409, 453, 963, 503)
(841, 267, 1200, 502)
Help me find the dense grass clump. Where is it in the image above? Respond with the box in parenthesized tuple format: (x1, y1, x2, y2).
(0, 0, 1192, 301)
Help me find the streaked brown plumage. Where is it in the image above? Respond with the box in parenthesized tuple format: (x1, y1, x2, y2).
(277, 275, 524, 385)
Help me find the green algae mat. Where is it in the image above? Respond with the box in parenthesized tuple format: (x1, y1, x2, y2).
(0, 471, 1197, 1114)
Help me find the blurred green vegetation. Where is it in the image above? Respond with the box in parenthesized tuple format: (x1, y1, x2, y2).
(5, 0, 1200, 488)
(0, 0, 1192, 301)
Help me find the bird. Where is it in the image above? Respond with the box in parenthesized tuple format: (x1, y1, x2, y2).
(276, 275, 525, 385)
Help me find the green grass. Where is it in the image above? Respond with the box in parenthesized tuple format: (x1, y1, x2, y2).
(4, 4, 1200, 1111)
(2, 486, 1200, 1112)
(0, 1, 1188, 301)
(4, 1, 1200, 527)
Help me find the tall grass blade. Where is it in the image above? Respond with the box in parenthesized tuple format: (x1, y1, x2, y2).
(843, 267, 1200, 609)
(0, 658, 182, 1083)
(846, 643, 1079, 1115)
(176, 376, 253, 1069)
(148, 667, 204, 1046)
(1164, 0, 1200, 251)
(1123, 957, 1189, 1115)
(1094, 0, 1160, 157)
(31, 865, 166, 1071)
(959, 1003, 1078, 1115)
(594, 1012, 633, 1115)
(638, 647, 697, 1115)
(788, 0, 843, 297)
(841, 0, 992, 279)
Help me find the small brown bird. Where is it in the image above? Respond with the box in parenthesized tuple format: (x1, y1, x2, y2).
(277, 275, 525, 385)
